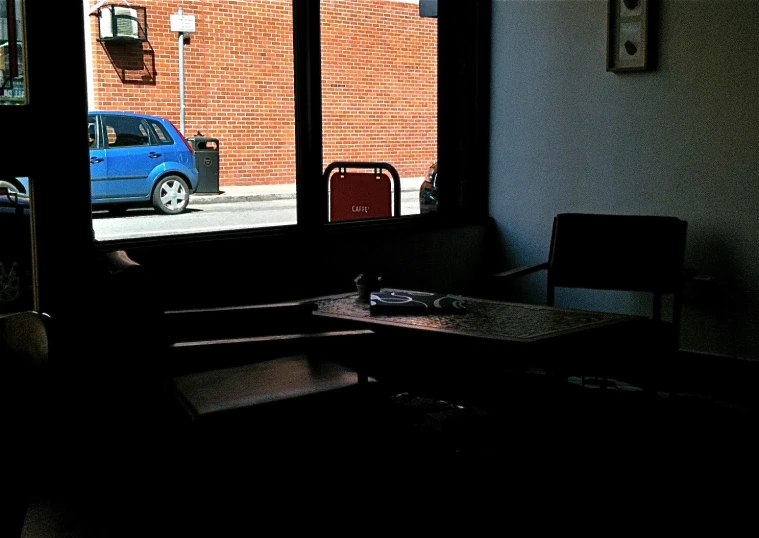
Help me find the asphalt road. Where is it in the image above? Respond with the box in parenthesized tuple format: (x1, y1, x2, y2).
(92, 191, 422, 241)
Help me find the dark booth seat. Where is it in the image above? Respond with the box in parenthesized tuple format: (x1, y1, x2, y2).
(70, 251, 391, 528)
(169, 330, 379, 428)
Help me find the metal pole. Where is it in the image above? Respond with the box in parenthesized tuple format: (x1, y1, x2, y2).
(178, 8, 185, 134)
(84, 0, 96, 109)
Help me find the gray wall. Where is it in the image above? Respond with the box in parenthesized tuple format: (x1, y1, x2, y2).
(488, 0, 759, 360)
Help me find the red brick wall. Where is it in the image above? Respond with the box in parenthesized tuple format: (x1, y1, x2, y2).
(90, 1, 437, 187)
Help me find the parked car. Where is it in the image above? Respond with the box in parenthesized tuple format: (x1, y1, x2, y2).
(0, 177, 32, 312)
(87, 111, 199, 215)
(15, 111, 199, 216)
(419, 160, 438, 214)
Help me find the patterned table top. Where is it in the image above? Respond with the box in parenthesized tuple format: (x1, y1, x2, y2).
(310, 290, 640, 344)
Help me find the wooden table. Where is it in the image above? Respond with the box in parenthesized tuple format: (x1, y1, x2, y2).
(306, 290, 653, 400)
(309, 290, 641, 344)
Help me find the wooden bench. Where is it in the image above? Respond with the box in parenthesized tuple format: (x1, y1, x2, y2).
(167, 328, 379, 427)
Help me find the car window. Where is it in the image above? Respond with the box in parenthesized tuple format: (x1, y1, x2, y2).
(147, 119, 174, 145)
(103, 115, 151, 148)
(88, 121, 97, 149)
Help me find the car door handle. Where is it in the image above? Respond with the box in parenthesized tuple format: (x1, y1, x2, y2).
(148, 152, 162, 158)
(90, 157, 104, 163)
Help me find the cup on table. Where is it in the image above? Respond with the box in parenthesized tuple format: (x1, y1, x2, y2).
(355, 273, 381, 303)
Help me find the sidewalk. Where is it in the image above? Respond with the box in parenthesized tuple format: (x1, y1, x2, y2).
(190, 176, 423, 204)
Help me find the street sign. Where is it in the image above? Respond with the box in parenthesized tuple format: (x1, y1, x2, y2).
(170, 14, 196, 33)
(329, 172, 392, 222)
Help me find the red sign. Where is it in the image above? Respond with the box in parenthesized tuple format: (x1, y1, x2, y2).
(329, 172, 392, 222)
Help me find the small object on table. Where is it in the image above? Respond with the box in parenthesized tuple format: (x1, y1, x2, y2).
(354, 273, 382, 303)
(369, 290, 467, 315)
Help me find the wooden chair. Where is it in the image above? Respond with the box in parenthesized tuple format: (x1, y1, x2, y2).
(2, 310, 52, 538)
(92, 249, 384, 422)
(162, 322, 387, 523)
(494, 212, 688, 392)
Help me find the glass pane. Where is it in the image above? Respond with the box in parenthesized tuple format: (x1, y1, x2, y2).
(89, 1, 297, 240)
(321, 0, 437, 220)
(0, 0, 27, 104)
(0, 174, 33, 313)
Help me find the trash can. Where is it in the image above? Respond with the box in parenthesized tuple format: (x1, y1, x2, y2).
(188, 137, 220, 194)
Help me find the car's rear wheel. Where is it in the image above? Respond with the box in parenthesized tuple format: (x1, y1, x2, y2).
(152, 175, 190, 215)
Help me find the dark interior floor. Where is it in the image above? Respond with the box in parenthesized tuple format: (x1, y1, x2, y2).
(20, 370, 758, 537)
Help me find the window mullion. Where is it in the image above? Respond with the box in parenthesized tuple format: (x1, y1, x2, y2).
(293, 0, 324, 228)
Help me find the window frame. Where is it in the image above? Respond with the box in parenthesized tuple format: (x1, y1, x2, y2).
(2, 1, 492, 317)
(102, 115, 151, 149)
(86, 0, 491, 252)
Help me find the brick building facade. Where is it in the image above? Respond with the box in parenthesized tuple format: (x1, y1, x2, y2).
(88, 0, 437, 188)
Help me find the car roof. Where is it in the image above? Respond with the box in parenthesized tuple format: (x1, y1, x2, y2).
(90, 111, 167, 121)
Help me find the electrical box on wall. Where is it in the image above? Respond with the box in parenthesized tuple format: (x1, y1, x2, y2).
(98, 4, 148, 42)
(419, 0, 437, 18)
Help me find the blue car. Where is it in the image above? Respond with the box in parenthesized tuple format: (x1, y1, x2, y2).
(14, 111, 199, 216)
(0, 178, 31, 311)
(1, 112, 199, 310)
(87, 111, 199, 215)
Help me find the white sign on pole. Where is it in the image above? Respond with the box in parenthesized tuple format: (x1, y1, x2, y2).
(170, 14, 196, 33)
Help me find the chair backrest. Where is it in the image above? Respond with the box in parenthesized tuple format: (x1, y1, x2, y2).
(546, 213, 688, 323)
(2, 311, 50, 375)
(2, 310, 51, 536)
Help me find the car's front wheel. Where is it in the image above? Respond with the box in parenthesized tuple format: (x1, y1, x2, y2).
(152, 175, 190, 215)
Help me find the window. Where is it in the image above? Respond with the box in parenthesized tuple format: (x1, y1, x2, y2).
(0, 0, 27, 105)
(149, 120, 173, 145)
(0, 0, 489, 316)
(0, 174, 32, 314)
(103, 116, 150, 148)
(320, 0, 437, 223)
(88, 122, 97, 148)
(84, 0, 443, 240)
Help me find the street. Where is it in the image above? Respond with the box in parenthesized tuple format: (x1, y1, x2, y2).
(93, 191, 422, 241)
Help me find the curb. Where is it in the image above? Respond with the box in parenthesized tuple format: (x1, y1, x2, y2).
(190, 185, 420, 205)
(190, 192, 296, 204)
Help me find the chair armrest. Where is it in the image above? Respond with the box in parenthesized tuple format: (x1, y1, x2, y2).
(493, 262, 549, 279)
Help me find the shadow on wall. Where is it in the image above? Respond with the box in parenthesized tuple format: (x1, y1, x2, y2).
(122, 221, 497, 310)
(679, 227, 759, 359)
(101, 40, 157, 85)
(316, 222, 498, 297)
